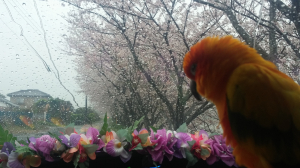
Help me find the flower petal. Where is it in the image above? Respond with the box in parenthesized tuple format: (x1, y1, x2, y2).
(59, 135, 69, 147)
(206, 155, 218, 165)
(147, 148, 163, 164)
(69, 147, 78, 153)
(61, 152, 74, 163)
(70, 134, 81, 147)
(96, 138, 105, 150)
(119, 150, 131, 163)
(105, 140, 117, 156)
(8, 151, 25, 168)
(133, 130, 139, 136)
(87, 152, 96, 160)
(176, 132, 192, 144)
(86, 127, 99, 144)
(35, 135, 56, 155)
(1, 142, 15, 154)
(139, 129, 148, 134)
(80, 134, 89, 145)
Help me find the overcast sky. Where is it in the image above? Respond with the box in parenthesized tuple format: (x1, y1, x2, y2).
(0, 0, 86, 107)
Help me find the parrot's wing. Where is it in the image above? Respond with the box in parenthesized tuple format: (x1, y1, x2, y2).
(226, 63, 300, 165)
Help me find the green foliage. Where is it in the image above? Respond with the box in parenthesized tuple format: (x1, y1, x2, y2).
(70, 107, 100, 125)
(31, 99, 49, 113)
(0, 125, 17, 149)
(128, 116, 144, 133)
(82, 144, 98, 154)
(200, 146, 210, 156)
(187, 140, 196, 147)
(73, 152, 80, 168)
(176, 123, 187, 133)
(116, 129, 128, 141)
(31, 97, 74, 124)
(8, 107, 31, 113)
(125, 132, 133, 144)
(132, 143, 143, 150)
(100, 113, 109, 136)
(149, 126, 158, 133)
(137, 133, 149, 144)
(185, 148, 198, 168)
(15, 146, 35, 155)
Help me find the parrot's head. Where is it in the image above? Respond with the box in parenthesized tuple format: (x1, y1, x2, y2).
(183, 35, 275, 102)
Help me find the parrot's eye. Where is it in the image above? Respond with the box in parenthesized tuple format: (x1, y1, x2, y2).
(191, 64, 197, 76)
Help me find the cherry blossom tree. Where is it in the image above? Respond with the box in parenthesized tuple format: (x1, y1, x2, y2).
(62, 0, 299, 131)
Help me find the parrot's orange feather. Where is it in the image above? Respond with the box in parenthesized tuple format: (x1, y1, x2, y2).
(183, 36, 300, 168)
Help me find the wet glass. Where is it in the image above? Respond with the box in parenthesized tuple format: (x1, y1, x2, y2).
(0, 0, 299, 141)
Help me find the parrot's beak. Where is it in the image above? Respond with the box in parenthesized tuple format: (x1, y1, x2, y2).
(190, 80, 202, 101)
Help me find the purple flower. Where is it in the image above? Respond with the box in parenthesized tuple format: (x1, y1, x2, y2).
(35, 135, 56, 162)
(205, 135, 237, 167)
(174, 132, 192, 159)
(148, 129, 176, 164)
(59, 135, 69, 147)
(0, 142, 15, 168)
(1, 142, 15, 155)
(60, 133, 81, 148)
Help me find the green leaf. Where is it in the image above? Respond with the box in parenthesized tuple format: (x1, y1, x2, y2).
(200, 146, 210, 156)
(15, 146, 35, 155)
(116, 129, 128, 141)
(82, 144, 98, 154)
(153, 161, 158, 168)
(137, 133, 149, 144)
(187, 140, 196, 147)
(176, 123, 187, 133)
(125, 133, 133, 144)
(48, 132, 62, 143)
(100, 113, 109, 135)
(128, 116, 144, 133)
(132, 143, 143, 150)
(185, 148, 198, 168)
(0, 125, 17, 150)
(149, 126, 158, 133)
(73, 152, 80, 168)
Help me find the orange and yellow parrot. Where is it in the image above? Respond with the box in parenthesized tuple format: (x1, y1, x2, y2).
(183, 36, 300, 168)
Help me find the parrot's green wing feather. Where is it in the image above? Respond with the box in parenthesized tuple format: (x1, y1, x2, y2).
(226, 64, 300, 165)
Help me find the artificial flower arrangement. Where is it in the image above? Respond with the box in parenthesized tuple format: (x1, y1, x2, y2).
(0, 114, 238, 168)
